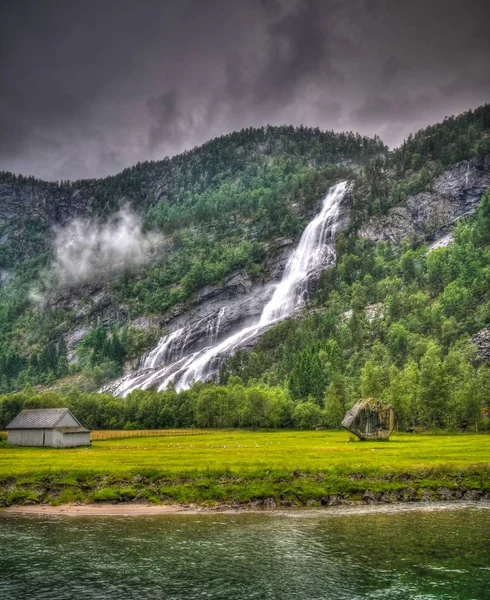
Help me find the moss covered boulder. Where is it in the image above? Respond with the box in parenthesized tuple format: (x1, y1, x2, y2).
(342, 398, 395, 441)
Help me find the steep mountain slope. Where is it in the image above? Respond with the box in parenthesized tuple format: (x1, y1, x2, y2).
(0, 104, 489, 429)
(0, 126, 384, 391)
(359, 155, 490, 244)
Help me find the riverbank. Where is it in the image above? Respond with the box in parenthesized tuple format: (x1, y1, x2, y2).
(4, 499, 490, 517)
(1, 431, 488, 508)
(1, 467, 489, 508)
(4, 503, 187, 515)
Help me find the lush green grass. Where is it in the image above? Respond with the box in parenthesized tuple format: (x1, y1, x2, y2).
(1, 430, 488, 475)
(1, 431, 489, 506)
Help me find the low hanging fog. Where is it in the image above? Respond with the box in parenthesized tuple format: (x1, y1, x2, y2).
(48, 206, 164, 289)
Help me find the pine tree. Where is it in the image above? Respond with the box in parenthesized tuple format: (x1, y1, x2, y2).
(324, 378, 348, 428)
(57, 337, 69, 377)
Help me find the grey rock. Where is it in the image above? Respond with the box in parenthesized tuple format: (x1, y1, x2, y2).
(471, 326, 490, 362)
(437, 487, 454, 501)
(394, 473, 414, 482)
(306, 499, 320, 507)
(321, 494, 343, 506)
(64, 327, 89, 362)
(342, 398, 395, 441)
(263, 497, 277, 509)
(362, 490, 379, 504)
(380, 493, 398, 503)
(400, 488, 417, 502)
(0, 182, 95, 227)
(463, 489, 482, 501)
(360, 156, 490, 244)
(420, 490, 434, 502)
(428, 232, 453, 251)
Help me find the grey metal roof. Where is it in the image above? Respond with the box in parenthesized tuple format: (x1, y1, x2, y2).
(6, 408, 74, 429)
(56, 426, 90, 434)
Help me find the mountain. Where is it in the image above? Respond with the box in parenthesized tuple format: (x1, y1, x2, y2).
(0, 105, 489, 432)
(0, 126, 385, 390)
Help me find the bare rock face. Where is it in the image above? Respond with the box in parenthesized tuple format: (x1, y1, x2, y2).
(359, 155, 490, 244)
(471, 326, 490, 362)
(342, 398, 395, 441)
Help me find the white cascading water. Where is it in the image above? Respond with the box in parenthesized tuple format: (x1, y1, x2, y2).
(109, 181, 347, 396)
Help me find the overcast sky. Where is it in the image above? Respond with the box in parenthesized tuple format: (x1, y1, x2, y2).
(0, 0, 488, 181)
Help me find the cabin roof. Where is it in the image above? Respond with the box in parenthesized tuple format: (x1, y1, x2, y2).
(56, 426, 90, 434)
(6, 408, 82, 430)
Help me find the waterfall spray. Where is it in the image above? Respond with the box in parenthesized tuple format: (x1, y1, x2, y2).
(105, 181, 347, 396)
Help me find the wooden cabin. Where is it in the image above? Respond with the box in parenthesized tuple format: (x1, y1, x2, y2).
(6, 408, 90, 448)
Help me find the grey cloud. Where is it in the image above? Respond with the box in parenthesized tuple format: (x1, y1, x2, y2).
(0, 0, 488, 180)
(147, 90, 206, 153)
(254, 0, 339, 104)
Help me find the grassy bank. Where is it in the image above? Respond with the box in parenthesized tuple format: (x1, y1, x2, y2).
(1, 431, 489, 507)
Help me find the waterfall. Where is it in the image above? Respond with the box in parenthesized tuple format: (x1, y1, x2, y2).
(107, 181, 347, 396)
(144, 327, 184, 369)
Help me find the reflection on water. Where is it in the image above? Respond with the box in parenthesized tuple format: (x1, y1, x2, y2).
(0, 504, 489, 599)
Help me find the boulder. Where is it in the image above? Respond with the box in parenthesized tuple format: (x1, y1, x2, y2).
(362, 490, 379, 504)
(342, 398, 395, 441)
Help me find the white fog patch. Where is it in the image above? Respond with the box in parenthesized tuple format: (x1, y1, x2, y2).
(49, 205, 164, 289)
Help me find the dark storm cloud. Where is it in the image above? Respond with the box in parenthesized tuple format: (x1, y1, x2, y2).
(0, 0, 488, 180)
(253, 0, 341, 103)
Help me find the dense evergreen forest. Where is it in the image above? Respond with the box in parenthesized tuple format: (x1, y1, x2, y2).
(0, 105, 489, 431)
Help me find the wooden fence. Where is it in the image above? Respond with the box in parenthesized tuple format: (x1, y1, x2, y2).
(90, 429, 222, 441)
(1, 429, 225, 442)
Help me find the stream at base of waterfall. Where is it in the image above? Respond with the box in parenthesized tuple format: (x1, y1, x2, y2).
(104, 181, 348, 396)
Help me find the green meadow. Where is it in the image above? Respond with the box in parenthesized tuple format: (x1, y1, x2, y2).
(1, 431, 489, 506)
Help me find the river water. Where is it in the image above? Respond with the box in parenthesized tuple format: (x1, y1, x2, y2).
(1, 504, 489, 599)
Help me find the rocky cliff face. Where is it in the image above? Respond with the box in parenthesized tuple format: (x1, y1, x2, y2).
(54, 186, 351, 373)
(472, 326, 490, 362)
(359, 155, 490, 244)
(0, 183, 96, 226)
(52, 236, 294, 364)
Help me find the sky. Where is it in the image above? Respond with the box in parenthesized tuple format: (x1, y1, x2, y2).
(0, 0, 488, 181)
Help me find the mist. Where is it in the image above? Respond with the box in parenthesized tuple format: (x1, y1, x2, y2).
(48, 206, 164, 290)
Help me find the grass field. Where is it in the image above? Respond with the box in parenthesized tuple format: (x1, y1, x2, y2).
(89, 429, 220, 440)
(1, 430, 489, 506)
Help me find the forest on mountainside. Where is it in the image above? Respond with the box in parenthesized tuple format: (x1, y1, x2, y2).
(2, 186, 488, 431)
(0, 105, 489, 432)
(0, 126, 384, 392)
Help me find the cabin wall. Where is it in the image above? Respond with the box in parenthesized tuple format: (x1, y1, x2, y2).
(51, 430, 90, 448)
(7, 429, 91, 447)
(8, 429, 52, 446)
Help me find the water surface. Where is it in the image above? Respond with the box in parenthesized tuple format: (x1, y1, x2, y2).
(1, 504, 489, 599)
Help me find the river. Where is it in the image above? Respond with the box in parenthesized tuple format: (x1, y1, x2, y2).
(1, 504, 489, 599)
